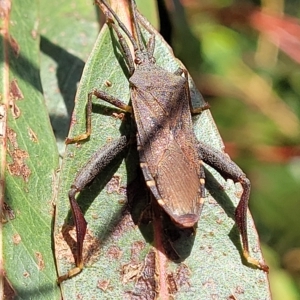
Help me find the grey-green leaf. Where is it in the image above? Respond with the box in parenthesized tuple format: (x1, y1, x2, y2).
(55, 1, 271, 299)
(1, 0, 60, 299)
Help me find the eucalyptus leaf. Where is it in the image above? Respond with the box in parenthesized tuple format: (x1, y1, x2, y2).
(0, 0, 60, 299)
(55, 1, 270, 299)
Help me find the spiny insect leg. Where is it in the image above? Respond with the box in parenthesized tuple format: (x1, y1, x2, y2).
(58, 136, 129, 283)
(197, 141, 269, 272)
(57, 187, 87, 284)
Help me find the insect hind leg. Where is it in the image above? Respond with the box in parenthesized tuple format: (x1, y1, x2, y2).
(197, 140, 269, 272)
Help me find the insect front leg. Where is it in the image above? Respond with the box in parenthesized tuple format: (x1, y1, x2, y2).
(197, 141, 269, 272)
(58, 136, 129, 283)
(66, 90, 132, 144)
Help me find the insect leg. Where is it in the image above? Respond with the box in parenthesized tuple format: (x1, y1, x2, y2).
(58, 136, 129, 283)
(66, 91, 93, 144)
(92, 90, 132, 113)
(66, 90, 132, 144)
(197, 140, 269, 272)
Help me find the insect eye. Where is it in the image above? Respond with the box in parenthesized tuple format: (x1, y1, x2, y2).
(135, 57, 142, 64)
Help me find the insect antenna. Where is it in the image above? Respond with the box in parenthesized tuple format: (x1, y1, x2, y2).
(130, 0, 146, 53)
(97, 0, 142, 52)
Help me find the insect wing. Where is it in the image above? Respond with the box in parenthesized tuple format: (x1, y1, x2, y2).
(130, 67, 204, 227)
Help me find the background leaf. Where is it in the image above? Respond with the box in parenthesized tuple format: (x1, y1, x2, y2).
(3, 0, 295, 298)
(0, 0, 60, 298)
(54, 1, 270, 298)
(39, 0, 99, 155)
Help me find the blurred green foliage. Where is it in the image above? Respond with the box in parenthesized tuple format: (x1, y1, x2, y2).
(168, 0, 300, 299)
